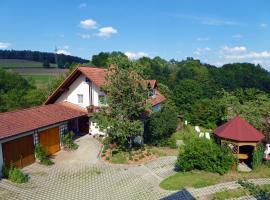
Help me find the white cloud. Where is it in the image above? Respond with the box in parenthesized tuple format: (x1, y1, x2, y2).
(260, 23, 267, 28)
(80, 19, 97, 29)
(78, 3, 87, 9)
(56, 49, 71, 55)
(193, 47, 211, 56)
(221, 46, 247, 53)
(232, 34, 243, 39)
(0, 42, 11, 49)
(224, 51, 270, 60)
(125, 51, 148, 60)
(97, 27, 118, 38)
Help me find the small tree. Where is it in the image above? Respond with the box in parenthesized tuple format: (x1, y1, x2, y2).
(93, 65, 149, 148)
(144, 103, 178, 145)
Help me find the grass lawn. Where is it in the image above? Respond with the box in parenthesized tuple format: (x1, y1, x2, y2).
(211, 188, 248, 200)
(0, 59, 57, 68)
(160, 165, 270, 190)
(23, 74, 57, 89)
(208, 184, 270, 199)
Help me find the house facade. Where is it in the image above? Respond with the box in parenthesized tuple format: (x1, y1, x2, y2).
(0, 66, 165, 173)
(45, 67, 166, 136)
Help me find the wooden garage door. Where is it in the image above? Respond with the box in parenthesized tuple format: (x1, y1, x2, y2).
(2, 135, 35, 168)
(39, 127, 60, 155)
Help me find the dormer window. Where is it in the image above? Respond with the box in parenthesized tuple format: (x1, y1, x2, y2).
(77, 94, 83, 104)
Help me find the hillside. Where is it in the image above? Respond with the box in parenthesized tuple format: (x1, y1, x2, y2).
(0, 59, 58, 68)
(0, 50, 89, 68)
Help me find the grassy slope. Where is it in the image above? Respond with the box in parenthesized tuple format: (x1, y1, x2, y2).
(0, 59, 57, 68)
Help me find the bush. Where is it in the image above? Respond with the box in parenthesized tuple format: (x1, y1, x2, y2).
(2, 165, 28, 183)
(144, 103, 178, 145)
(176, 137, 235, 175)
(63, 131, 78, 150)
(34, 144, 54, 165)
(238, 179, 270, 199)
(252, 143, 264, 169)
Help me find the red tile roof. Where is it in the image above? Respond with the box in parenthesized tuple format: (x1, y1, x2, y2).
(143, 80, 157, 89)
(45, 67, 165, 106)
(214, 116, 265, 142)
(78, 67, 106, 87)
(0, 102, 87, 140)
(149, 91, 166, 106)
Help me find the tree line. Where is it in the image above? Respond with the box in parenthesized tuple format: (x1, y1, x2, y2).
(0, 50, 89, 68)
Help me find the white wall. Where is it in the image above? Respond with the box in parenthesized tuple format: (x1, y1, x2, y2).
(56, 74, 90, 108)
(89, 121, 107, 136)
(56, 74, 106, 108)
(92, 82, 106, 107)
(0, 143, 3, 177)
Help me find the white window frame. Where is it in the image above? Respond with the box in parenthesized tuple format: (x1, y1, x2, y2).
(77, 94, 83, 104)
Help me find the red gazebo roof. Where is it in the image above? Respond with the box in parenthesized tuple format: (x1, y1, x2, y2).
(214, 116, 265, 142)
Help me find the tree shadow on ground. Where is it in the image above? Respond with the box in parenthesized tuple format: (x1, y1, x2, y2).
(161, 188, 196, 200)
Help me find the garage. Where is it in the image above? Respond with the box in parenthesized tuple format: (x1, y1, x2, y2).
(39, 127, 60, 155)
(2, 135, 35, 168)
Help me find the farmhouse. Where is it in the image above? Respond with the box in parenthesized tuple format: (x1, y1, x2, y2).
(0, 67, 165, 173)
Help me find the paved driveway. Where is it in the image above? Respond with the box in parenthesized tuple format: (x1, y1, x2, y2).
(0, 135, 185, 200)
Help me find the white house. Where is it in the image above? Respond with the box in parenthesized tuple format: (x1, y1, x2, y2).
(0, 66, 166, 173)
(45, 67, 166, 136)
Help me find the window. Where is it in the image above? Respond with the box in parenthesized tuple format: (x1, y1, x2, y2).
(77, 94, 83, 104)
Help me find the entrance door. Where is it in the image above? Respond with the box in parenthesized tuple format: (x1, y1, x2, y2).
(2, 135, 35, 168)
(39, 127, 60, 155)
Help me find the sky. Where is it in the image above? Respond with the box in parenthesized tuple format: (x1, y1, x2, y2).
(1, 0, 270, 69)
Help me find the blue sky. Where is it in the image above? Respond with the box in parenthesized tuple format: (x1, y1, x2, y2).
(1, 0, 270, 69)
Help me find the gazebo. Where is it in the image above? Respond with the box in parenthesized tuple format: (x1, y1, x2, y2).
(214, 116, 265, 161)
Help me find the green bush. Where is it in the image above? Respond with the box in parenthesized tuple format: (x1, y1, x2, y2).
(144, 103, 178, 145)
(252, 143, 264, 169)
(63, 131, 78, 150)
(176, 137, 235, 175)
(238, 179, 270, 199)
(2, 165, 28, 183)
(34, 144, 54, 166)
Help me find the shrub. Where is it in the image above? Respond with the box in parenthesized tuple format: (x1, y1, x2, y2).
(35, 144, 54, 165)
(144, 103, 178, 145)
(238, 179, 270, 199)
(63, 131, 78, 150)
(176, 137, 235, 175)
(252, 143, 264, 169)
(105, 156, 110, 161)
(2, 165, 28, 183)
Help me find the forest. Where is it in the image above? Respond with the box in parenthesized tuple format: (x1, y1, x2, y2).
(0, 50, 88, 68)
(1, 51, 270, 138)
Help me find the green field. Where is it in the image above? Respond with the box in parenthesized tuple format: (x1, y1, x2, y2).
(23, 74, 57, 89)
(0, 59, 57, 68)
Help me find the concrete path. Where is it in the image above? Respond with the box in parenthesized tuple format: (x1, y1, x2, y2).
(0, 135, 269, 200)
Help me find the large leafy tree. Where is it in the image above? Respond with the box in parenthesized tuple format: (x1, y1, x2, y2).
(93, 65, 149, 147)
(220, 88, 270, 139)
(0, 68, 45, 112)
